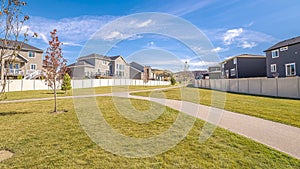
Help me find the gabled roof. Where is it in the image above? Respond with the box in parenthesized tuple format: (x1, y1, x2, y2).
(109, 55, 127, 63)
(68, 60, 94, 68)
(0, 39, 43, 53)
(77, 53, 111, 61)
(77, 53, 126, 63)
(221, 54, 265, 63)
(264, 36, 300, 52)
(130, 62, 144, 72)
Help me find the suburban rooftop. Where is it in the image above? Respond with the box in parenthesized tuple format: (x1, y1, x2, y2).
(0, 39, 43, 53)
(264, 35, 300, 52)
(221, 54, 265, 63)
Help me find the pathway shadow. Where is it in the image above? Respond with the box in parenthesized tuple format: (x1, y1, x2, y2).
(0, 111, 34, 116)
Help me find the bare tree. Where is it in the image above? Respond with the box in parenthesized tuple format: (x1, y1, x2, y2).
(0, 0, 35, 96)
(44, 29, 67, 113)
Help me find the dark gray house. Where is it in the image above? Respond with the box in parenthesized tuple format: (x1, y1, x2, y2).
(208, 64, 221, 79)
(264, 36, 300, 78)
(221, 54, 266, 79)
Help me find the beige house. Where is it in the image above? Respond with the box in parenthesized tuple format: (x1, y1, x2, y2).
(68, 53, 130, 79)
(0, 40, 43, 79)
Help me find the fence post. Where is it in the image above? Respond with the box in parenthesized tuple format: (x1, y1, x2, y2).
(237, 79, 240, 92)
(276, 78, 278, 97)
(21, 79, 23, 91)
(298, 77, 300, 98)
(260, 78, 262, 95)
(247, 78, 249, 93)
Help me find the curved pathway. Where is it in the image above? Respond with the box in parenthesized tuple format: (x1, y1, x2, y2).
(0, 87, 299, 159)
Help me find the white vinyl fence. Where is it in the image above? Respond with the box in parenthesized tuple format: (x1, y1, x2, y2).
(5, 79, 170, 92)
(193, 77, 300, 99)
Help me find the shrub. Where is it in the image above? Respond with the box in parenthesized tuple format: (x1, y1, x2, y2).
(170, 76, 176, 85)
(61, 73, 72, 93)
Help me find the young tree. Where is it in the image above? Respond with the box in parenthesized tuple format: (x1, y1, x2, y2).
(170, 76, 176, 85)
(0, 0, 35, 96)
(44, 29, 67, 113)
(61, 73, 71, 94)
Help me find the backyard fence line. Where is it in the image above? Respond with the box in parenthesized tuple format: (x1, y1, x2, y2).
(5, 79, 170, 92)
(193, 77, 300, 99)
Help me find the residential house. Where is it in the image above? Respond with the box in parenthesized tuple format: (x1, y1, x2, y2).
(0, 40, 43, 79)
(152, 69, 172, 81)
(130, 62, 156, 80)
(110, 56, 130, 78)
(191, 70, 208, 79)
(68, 53, 130, 79)
(208, 65, 221, 79)
(221, 54, 266, 79)
(264, 36, 300, 78)
(130, 62, 144, 79)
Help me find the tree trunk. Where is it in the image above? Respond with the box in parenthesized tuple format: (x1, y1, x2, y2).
(54, 80, 57, 113)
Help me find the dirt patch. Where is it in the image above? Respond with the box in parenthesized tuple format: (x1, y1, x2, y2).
(0, 150, 14, 162)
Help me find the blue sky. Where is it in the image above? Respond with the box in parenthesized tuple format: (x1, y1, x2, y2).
(22, 0, 300, 71)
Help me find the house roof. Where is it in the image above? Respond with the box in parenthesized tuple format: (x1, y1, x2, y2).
(130, 62, 144, 72)
(264, 36, 300, 52)
(68, 60, 94, 68)
(77, 53, 126, 63)
(77, 53, 111, 61)
(109, 55, 127, 63)
(221, 54, 265, 63)
(0, 39, 43, 53)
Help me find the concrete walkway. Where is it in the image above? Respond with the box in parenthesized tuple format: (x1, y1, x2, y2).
(0, 87, 299, 159)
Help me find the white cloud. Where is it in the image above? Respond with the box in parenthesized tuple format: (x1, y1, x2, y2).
(147, 41, 155, 47)
(137, 19, 152, 28)
(25, 15, 118, 45)
(211, 27, 276, 49)
(239, 41, 257, 49)
(223, 28, 244, 45)
(62, 42, 83, 47)
(211, 47, 228, 52)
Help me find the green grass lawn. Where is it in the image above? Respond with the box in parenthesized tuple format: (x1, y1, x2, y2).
(132, 87, 300, 128)
(0, 96, 299, 168)
(0, 85, 170, 101)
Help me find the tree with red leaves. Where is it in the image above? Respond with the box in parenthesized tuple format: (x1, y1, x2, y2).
(44, 29, 67, 113)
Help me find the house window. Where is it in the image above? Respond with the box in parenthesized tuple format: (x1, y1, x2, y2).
(285, 63, 296, 76)
(225, 70, 229, 78)
(30, 64, 37, 70)
(15, 63, 19, 70)
(29, 51, 35, 58)
(233, 58, 237, 64)
(271, 49, 279, 58)
(102, 60, 106, 65)
(271, 64, 277, 72)
(280, 46, 288, 51)
(230, 68, 236, 76)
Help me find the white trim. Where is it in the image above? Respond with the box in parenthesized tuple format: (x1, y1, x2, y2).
(280, 46, 288, 51)
(271, 64, 277, 72)
(285, 63, 296, 76)
(271, 49, 279, 58)
(30, 64, 37, 70)
(233, 58, 237, 64)
(28, 51, 36, 58)
(230, 68, 236, 76)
